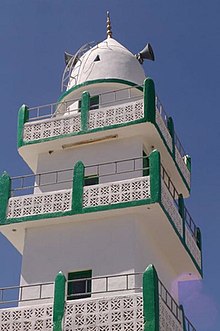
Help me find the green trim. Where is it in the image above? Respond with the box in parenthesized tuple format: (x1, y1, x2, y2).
(80, 92, 90, 131)
(143, 78, 155, 123)
(179, 305, 187, 331)
(167, 116, 175, 158)
(185, 155, 191, 172)
(72, 161, 85, 213)
(0, 172, 11, 222)
(143, 264, 159, 331)
(58, 78, 143, 103)
(17, 104, 29, 148)
(53, 271, 66, 331)
(159, 201, 202, 276)
(149, 150, 161, 203)
(83, 198, 154, 214)
(178, 194, 185, 242)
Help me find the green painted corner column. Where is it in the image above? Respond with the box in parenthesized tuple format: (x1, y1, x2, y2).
(178, 194, 186, 242)
(167, 116, 175, 158)
(72, 161, 85, 213)
(80, 91, 90, 132)
(143, 264, 159, 331)
(149, 150, 161, 203)
(17, 104, 29, 148)
(185, 155, 191, 172)
(143, 78, 156, 123)
(53, 271, 66, 331)
(0, 172, 11, 223)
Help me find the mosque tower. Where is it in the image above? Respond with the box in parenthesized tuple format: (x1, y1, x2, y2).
(0, 12, 202, 331)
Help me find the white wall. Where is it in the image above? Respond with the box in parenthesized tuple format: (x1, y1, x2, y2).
(20, 212, 179, 303)
(34, 136, 144, 193)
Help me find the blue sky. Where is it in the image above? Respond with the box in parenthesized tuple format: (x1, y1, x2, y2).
(0, 1, 219, 330)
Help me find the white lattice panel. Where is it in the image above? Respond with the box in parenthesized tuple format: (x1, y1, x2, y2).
(156, 111, 173, 152)
(185, 227, 202, 268)
(7, 189, 72, 219)
(161, 182, 183, 237)
(0, 303, 53, 331)
(159, 297, 182, 331)
(23, 114, 81, 142)
(88, 99, 144, 129)
(83, 176, 150, 208)
(64, 294, 143, 331)
(175, 147, 190, 188)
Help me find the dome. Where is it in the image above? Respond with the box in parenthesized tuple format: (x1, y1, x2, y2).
(66, 38, 146, 90)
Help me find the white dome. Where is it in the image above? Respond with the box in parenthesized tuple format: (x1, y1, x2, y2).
(67, 38, 146, 90)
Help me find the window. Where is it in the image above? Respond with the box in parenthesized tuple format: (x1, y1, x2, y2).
(143, 151, 149, 176)
(78, 95, 99, 111)
(84, 175, 99, 186)
(67, 270, 92, 300)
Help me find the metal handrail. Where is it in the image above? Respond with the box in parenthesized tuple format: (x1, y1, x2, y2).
(155, 95, 169, 126)
(158, 279, 182, 323)
(185, 315, 197, 331)
(66, 272, 142, 300)
(174, 131, 187, 158)
(0, 281, 54, 306)
(25, 84, 143, 122)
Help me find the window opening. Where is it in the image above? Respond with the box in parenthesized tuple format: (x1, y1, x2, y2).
(143, 151, 149, 176)
(67, 270, 92, 300)
(78, 95, 99, 111)
(84, 175, 99, 186)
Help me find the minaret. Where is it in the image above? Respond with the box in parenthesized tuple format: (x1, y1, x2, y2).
(0, 13, 202, 331)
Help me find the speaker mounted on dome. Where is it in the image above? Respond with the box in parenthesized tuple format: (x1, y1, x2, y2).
(135, 43, 155, 64)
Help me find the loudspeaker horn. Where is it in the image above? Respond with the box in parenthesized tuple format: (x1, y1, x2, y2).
(136, 43, 155, 64)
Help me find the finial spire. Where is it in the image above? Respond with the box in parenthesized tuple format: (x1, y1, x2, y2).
(106, 11, 112, 38)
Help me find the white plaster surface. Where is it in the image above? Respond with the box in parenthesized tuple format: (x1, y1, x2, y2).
(67, 38, 146, 90)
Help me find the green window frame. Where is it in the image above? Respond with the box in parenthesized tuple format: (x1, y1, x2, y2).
(67, 270, 92, 300)
(143, 151, 149, 176)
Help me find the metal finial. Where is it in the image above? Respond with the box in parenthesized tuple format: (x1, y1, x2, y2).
(106, 11, 112, 38)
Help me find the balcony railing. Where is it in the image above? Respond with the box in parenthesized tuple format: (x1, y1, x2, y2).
(0, 267, 197, 331)
(2, 152, 201, 272)
(18, 79, 190, 190)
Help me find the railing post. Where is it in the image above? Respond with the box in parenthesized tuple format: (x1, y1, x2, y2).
(0, 172, 11, 223)
(167, 116, 175, 158)
(72, 161, 85, 213)
(149, 150, 161, 203)
(143, 264, 159, 331)
(143, 78, 156, 123)
(53, 271, 66, 331)
(179, 305, 187, 331)
(17, 104, 29, 148)
(80, 91, 90, 132)
(178, 194, 185, 242)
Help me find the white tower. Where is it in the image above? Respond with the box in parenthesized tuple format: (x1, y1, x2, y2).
(0, 13, 202, 331)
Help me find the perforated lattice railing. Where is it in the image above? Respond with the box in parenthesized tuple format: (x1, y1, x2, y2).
(23, 113, 81, 142)
(83, 176, 150, 208)
(0, 303, 53, 331)
(161, 181, 183, 237)
(7, 189, 72, 219)
(63, 294, 143, 331)
(185, 226, 202, 268)
(88, 99, 144, 129)
(155, 110, 173, 152)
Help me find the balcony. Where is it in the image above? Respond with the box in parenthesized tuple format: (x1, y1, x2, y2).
(0, 151, 202, 274)
(17, 79, 191, 194)
(0, 266, 197, 331)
